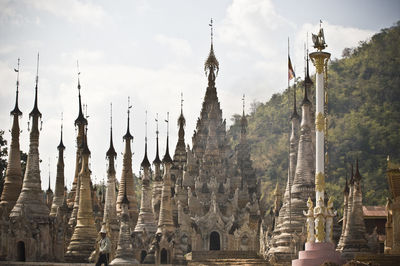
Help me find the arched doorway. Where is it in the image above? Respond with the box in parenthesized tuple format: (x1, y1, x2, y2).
(160, 248, 168, 264)
(210, 231, 220, 250)
(17, 241, 25, 261)
(140, 250, 147, 263)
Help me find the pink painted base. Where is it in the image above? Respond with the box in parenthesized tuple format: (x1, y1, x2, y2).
(292, 242, 346, 266)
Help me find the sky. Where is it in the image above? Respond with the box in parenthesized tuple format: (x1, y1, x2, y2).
(0, 0, 399, 191)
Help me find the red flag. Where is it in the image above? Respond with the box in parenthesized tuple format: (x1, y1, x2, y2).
(288, 56, 295, 80)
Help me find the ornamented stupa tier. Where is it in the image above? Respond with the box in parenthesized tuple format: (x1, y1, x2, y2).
(0, 58, 23, 216)
(67, 73, 87, 208)
(269, 56, 315, 258)
(50, 118, 66, 217)
(110, 184, 139, 265)
(134, 127, 157, 233)
(116, 100, 138, 230)
(103, 104, 119, 260)
(339, 160, 370, 255)
(157, 124, 175, 235)
(10, 54, 49, 219)
(65, 130, 97, 262)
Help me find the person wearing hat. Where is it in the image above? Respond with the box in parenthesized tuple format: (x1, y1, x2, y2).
(96, 227, 111, 266)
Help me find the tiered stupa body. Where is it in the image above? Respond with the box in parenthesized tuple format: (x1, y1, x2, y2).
(0, 60, 23, 217)
(50, 122, 66, 216)
(65, 131, 98, 262)
(103, 110, 119, 261)
(134, 140, 157, 234)
(273, 87, 300, 237)
(9, 58, 52, 260)
(171, 103, 188, 226)
(116, 106, 138, 231)
(339, 160, 370, 257)
(110, 176, 139, 265)
(268, 59, 315, 260)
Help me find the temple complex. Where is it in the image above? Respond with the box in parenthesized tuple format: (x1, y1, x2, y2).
(0, 22, 398, 266)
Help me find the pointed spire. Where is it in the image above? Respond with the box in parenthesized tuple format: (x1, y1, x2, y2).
(178, 92, 186, 128)
(240, 94, 248, 135)
(302, 51, 312, 106)
(163, 112, 173, 163)
(106, 103, 117, 158)
(81, 127, 90, 155)
(344, 172, 350, 195)
(74, 61, 88, 126)
(47, 158, 51, 192)
(204, 18, 219, 86)
(29, 53, 42, 118)
(291, 83, 299, 119)
(354, 158, 362, 181)
(153, 113, 162, 164)
(58, 112, 65, 150)
(121, 174, 129, 205)
(11, 58, 22, 116)
(141, 111, 151, 168)
(350, 163, 354, 185)
(123, 97, 133, 140)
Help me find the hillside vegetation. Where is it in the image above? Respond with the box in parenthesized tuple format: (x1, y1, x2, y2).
(228, 22, 400, 212)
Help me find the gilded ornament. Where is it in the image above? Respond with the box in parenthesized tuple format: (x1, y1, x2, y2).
(315, 172, 325, 192)
(316, 112, 325, 132)
(316, 218, 325, 242)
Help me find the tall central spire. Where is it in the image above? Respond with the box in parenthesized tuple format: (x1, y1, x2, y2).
(204, 18, 219, 87)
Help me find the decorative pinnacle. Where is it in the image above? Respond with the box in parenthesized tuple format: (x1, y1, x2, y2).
(141, 110, 150, 168)
(163, 112, 172, 163)
(58, 112, 65, 150)
(74, 60, 87, 126)
(153, 113, 161, 164)
(11, 58, 22, 116)
(106, 103, 117, 158)
(204, 18, 219, 82)
(121, 169, 129, 205)
(241, 94, 248, 135)
(29, 53, 42, 118)
(123, 96, 133, 140)
(178, 93, 186, 128)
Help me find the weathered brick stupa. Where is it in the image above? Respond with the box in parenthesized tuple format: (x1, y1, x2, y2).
(8, 54, 52, 261)
(0, 58, 23, 218)
(116, 98, 138, 231)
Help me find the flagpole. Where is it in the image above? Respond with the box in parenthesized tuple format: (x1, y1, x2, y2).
(288, 37, 292, 226)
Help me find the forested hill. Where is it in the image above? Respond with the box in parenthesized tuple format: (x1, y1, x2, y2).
(228, 22, 400, 211)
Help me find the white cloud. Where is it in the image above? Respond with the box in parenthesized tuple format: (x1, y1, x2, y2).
(155, 34, 192, 57)
(28, 0, 108, 26)
(219, 0, 294, 58)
